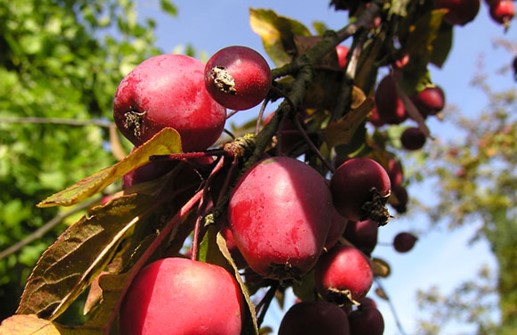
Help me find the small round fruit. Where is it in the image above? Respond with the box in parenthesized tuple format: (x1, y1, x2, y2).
(120, 257, 243, 335)
(374, 74, 408, 125)
(228, 156, 333, 280)
(278, 301, 350, 335)
(393, 232, 418, 253)
(344, 219, 379, 256)
(488, 0, 515, 25)
(434, 0, 480, 26)
(348, 304, 385, 335)
(330, 158, 391, 224)
(315, 244, 374, 303)
(205, 45, 272, 111)
(387, 158, 404, 188)
(324, 209, 349, 250)
(113, 54, 226, 152)
(411, 85, 446, 116)
(400, 127, 427, 150)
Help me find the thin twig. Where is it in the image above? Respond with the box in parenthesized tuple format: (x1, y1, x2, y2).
(374, 278, 408, 335)
(0, 116, 113, 128)
(0, 196, 102, 260)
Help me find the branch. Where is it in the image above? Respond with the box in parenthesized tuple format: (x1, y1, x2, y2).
(0, 116, 113, 128)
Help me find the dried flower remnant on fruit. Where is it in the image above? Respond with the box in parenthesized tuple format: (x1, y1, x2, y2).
(209, 66, 237, 95)
(124, 110, 146, 138)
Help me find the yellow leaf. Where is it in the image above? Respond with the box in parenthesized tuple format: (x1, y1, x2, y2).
(38, 128, 182, 207)
(0, 314, 99, 335)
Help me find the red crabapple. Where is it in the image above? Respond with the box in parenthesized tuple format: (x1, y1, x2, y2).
(400, 127, 427, 150)
(330, 158, 391, 225)
(205, 45, 272, 111)
(113, 54, 226, 152)
(315, 244, 374, 303)
(488, 0, 515, 25)
(120, 257, 243, 335)
(228, 156, 333, 280)
(325, 208, 349, 250)
(344, 219, 379, 256)
(278, 301, 350, 335)
(374, 74, 408, 125)
(348, 304, 385, 335)
(393, 232, 418, 253)
(411, 85, 446, 116)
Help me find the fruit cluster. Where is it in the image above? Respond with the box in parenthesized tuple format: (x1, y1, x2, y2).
(109, 37, 424, 333)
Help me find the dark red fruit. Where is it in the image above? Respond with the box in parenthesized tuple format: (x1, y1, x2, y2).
(434, 0, 480, 26)
(387, 158, 404, 188)
(393, 232, 418, 253)
(325, 209, 349, 250)
(391, 184, 409, 214)
(411, 85, 446, 116)
(278, 301, 350, 335)
(113, 54, 226, 152)
(344, 219, 379, 256)
(120, 257, 243, 335)
(348, 304, 385, 335)
(228, 156, 333, 280)
(488, 0, 515, 25)
(374, 74, 408, 125)
(315, 244, 374, 303)
(400, 127, 427, 150)
(330, 158, 391, 224)
(204, 45, 272, 111)
(336, 45, 349, 69)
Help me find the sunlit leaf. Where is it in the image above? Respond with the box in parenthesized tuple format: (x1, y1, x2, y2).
(0, 314, 98, 335)
(17, 193, 157, 320)
(37, 128, 182, 208)
(249, 8, 311, 67)
(216, 232, 259, 335)
(371, 257, 391, 278)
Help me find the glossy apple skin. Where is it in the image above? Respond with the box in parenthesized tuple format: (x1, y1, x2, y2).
(228, 156, 333, 280)
(330, 158, 391, 222)
(113, 54, 226, 152)
(336, 45, 349, 69)
(374, 74, 407, 125)
(489, 0, 515, 24)
(278, 301, 350, 335)
(411, 85, 446, 117)
(344, 219, 379, 256)
(315, 244, 374, 303)
(120, 257, 243, 335)
(324, 209, 349, 250)
(204, 45, 271, 111)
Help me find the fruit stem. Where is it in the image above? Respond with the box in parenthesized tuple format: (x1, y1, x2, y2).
(255, 282, 280, 327)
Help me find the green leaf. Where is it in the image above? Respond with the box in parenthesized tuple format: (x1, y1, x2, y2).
(429, 22, 453, 68)
(400, 9, 447, 93)
(249, 8, 311, 67)
(159, 0, 178, 16)
(16, 193, 157, 320)
(37, 128, 182, 207)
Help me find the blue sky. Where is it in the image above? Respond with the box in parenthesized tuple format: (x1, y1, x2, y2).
(137, 1, 514, 333)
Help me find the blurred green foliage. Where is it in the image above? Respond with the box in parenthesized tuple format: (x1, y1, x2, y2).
(0, 0, 176, 320)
